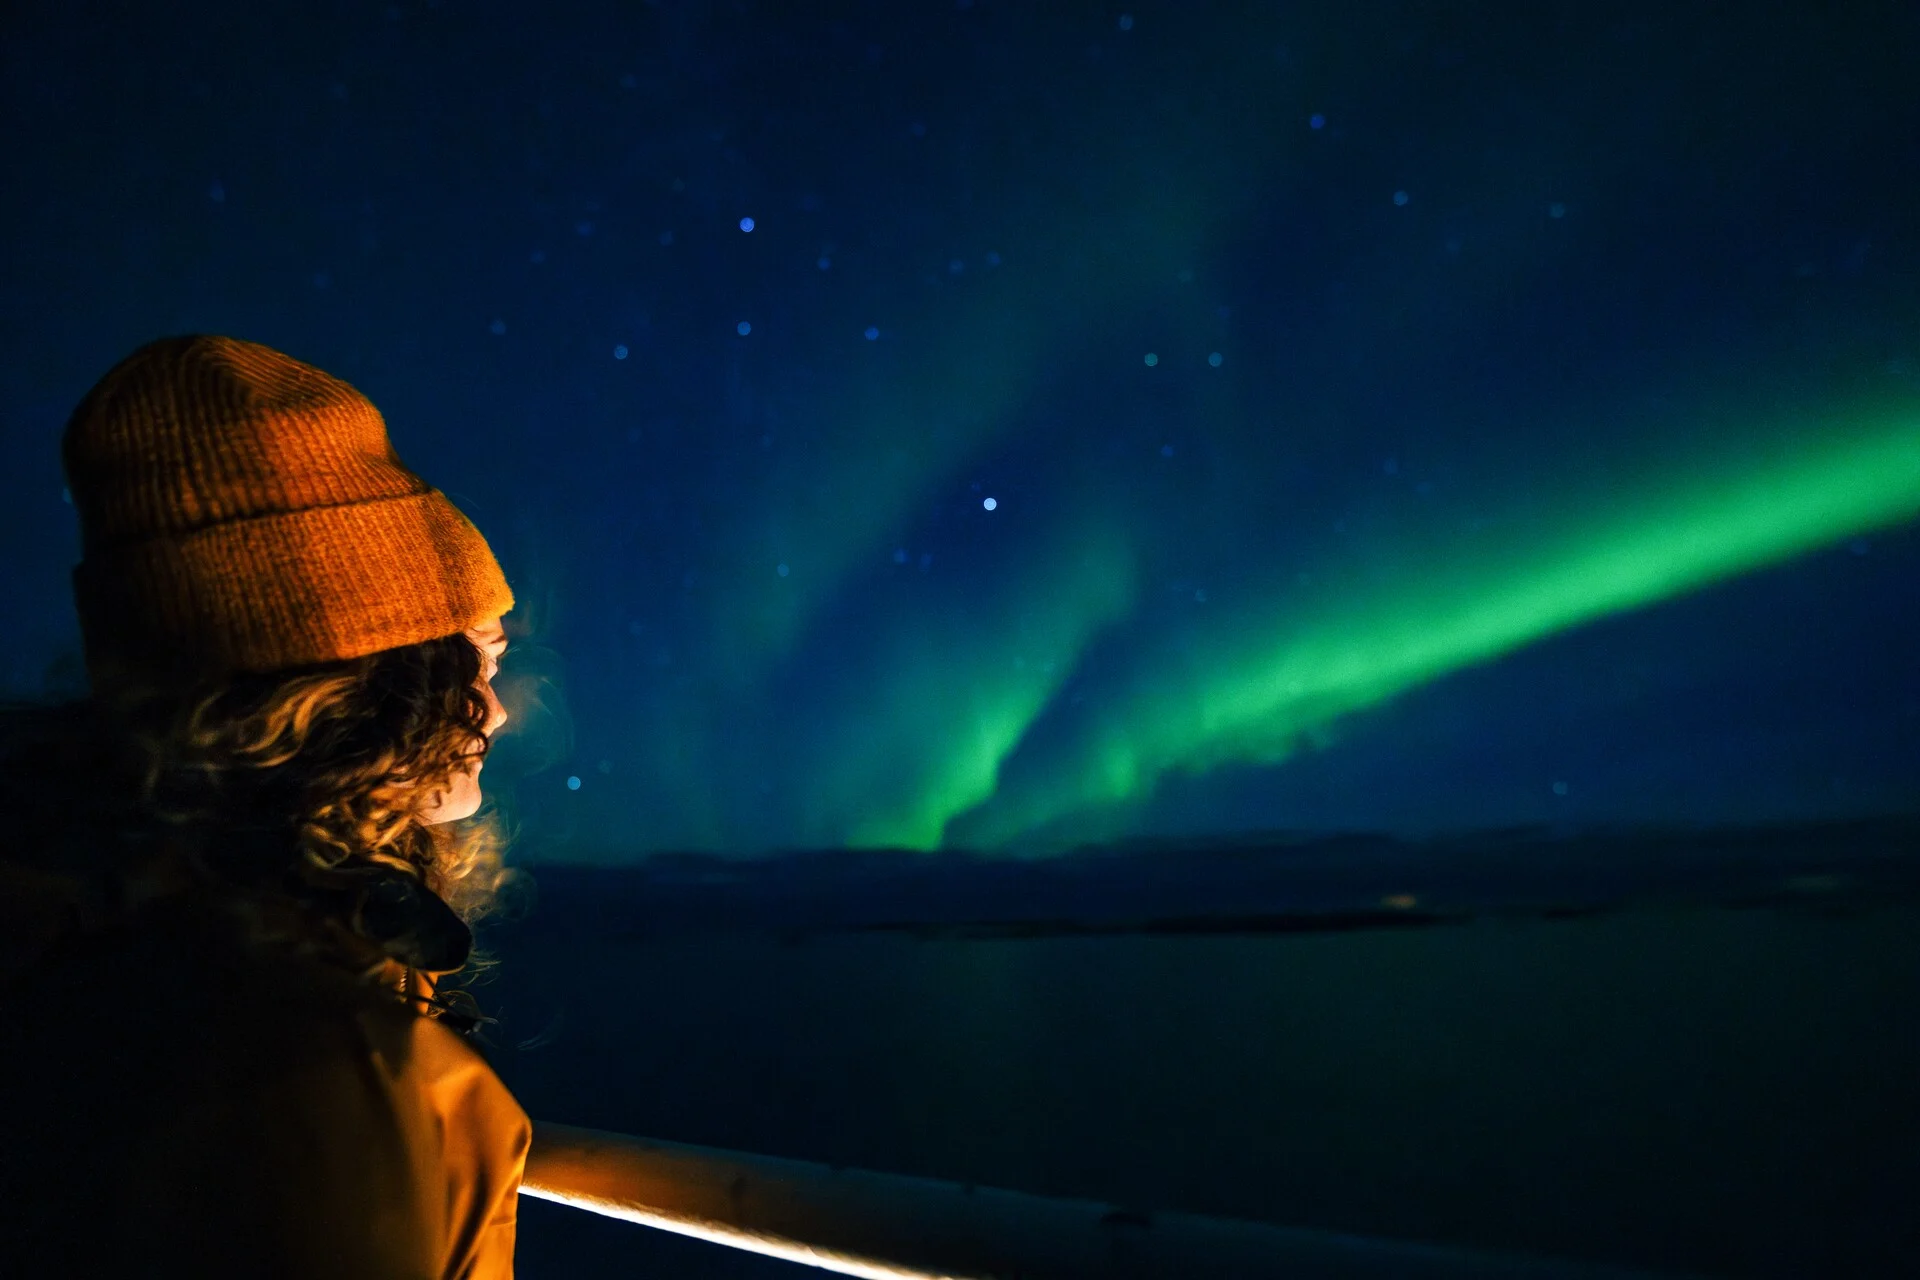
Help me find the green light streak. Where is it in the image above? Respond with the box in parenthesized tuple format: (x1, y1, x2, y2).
(700, 87, 1297, 693)
(950, 409, 1920, 847)
(802, 525, 1137, 850)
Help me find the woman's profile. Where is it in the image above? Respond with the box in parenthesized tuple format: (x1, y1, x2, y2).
(0, 335, 532, 1276)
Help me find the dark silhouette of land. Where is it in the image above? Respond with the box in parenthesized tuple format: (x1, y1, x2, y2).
(503, 812, 1920, 942)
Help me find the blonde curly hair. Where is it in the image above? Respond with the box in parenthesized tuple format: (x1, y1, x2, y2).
(2, 630, 521, 997)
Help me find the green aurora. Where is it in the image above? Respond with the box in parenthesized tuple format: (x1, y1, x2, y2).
(910, 404, 1920, 850)
(827, 521, 1140, 850)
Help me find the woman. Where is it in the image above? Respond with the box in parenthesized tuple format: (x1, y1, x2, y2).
(0, 336, 532, 1277)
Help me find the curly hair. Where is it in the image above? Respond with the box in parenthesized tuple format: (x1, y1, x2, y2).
(1, 631, 521, 999)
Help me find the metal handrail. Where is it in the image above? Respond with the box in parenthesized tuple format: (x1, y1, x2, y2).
(521, 1122, 1695, 1279)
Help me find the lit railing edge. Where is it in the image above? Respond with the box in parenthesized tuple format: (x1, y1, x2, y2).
(520, 1121, 1710, 1280)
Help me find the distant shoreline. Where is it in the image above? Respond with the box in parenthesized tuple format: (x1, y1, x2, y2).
(491, 812, 1920, 939)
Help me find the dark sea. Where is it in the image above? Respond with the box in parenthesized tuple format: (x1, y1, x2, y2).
(479, 817, 1920, 1278)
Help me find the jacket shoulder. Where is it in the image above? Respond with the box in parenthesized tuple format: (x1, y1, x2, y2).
(0, 892, 530, 1278)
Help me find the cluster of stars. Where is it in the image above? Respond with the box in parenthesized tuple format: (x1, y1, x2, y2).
(1142, 352, 1226, 368)
(602, 321, 895, 354)
(490, 209, 1020, 348)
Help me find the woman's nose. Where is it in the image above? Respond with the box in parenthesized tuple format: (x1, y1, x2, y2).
(483, 683, 508, 737)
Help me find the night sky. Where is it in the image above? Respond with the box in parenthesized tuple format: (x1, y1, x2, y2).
(3, 1, 1916, 859)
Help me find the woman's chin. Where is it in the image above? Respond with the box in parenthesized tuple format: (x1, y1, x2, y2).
(421, 776, 484, 826)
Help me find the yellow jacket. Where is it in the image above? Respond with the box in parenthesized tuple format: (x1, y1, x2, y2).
(0, 859, 530, 1277)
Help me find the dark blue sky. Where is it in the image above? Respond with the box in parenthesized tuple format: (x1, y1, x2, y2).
(3, 0, 1916, 858)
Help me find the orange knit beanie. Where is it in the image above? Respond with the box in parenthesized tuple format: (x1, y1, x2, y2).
(62, 335, 514, 681)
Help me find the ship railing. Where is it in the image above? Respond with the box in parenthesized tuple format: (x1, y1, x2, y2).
(521, 1122, 1700, 1279)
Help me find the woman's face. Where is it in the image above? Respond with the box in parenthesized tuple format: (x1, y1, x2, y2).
(418, 617, 509, 825)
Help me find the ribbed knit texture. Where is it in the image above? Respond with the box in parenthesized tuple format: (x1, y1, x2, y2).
(63, 335, 513, 679)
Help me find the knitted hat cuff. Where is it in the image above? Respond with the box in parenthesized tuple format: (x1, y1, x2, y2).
(74, 489, 514, 678)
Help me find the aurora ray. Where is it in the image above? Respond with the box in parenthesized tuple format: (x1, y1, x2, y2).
(800, 522, 1137, 850)
(944, 406, 1920, 849)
